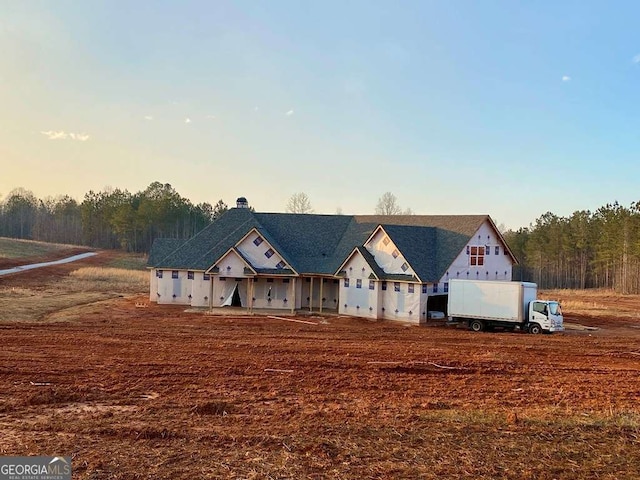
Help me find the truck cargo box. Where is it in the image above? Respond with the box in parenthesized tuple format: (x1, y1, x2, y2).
(448, 279, 537, 324)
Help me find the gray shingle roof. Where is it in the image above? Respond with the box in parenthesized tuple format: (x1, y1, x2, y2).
(353, 214, 488, 236)
(149, 210, 505, 282)
(380, 224, 471, 282)
(253, 213, 355, 274)
(358, 246, 420, 281)
(147, 238, 186, 267)
(150, 208, 257, 270)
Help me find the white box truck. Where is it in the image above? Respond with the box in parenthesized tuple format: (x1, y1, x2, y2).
(447, 279, 564, 334)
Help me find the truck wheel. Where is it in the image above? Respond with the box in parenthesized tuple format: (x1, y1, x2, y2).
(470, 320, 484, 332)
(529, 323, 542, 335)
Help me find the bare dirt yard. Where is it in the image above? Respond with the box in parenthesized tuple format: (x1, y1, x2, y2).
(0, 249, 638, 479)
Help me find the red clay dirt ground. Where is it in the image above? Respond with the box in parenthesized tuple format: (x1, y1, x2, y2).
(0, 252, 639, 479)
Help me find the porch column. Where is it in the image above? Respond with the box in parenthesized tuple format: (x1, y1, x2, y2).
(309, 277, 313, 313)
(208, 276, 213, 311)
(290, 278, 296, 314)
(319, 278, 324, 313)
(247, 277, 254, 314)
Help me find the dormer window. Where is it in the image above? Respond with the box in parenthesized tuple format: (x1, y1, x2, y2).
(253, 236, 263, 246)
(392, 249, 399, 259)
(265, 248, 275, 258)
(276, 260, 286, 269)
(401, 262, 409, 272)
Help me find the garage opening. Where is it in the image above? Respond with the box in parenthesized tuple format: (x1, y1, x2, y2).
(427, 294, 448, 316)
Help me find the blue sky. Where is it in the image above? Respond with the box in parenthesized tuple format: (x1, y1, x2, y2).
(1, 1, 640, 229)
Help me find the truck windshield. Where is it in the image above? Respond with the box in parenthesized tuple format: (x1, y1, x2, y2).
(548, 302, 561, 315)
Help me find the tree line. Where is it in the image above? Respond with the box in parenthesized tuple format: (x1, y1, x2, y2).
(504, 202, 640, 293)
(0, 182, 228, 253)
(5, 184, 636, 293)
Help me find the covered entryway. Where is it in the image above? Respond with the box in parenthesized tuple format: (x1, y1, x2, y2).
(221, 282, 243, 307)
(215, 278, 249, 307)
(299, 276, 340, 312)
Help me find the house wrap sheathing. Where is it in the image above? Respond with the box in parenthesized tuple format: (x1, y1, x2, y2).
(148, 205, 516, 323)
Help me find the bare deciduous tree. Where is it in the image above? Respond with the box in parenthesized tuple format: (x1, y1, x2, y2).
(286, 192, 313, 214)
(375, 192, 403, 215)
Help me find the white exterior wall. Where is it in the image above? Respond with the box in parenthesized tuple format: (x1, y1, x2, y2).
(294, 279, 303, 309)
(321, 279, 340, 310)
(149, 269, 158, 302)
(252, 278, 292, 309)
(157, 269, 191, 305)
(364, 229, 418, 277)
(440, 221, 513, 285)
(190, 272, 211, 307)
(338, 252, 379, 319)
(379, 281, 422, 324)
(236, 232, 288, 270)
(215, 251, 252, 278)
(419, 288, 429, 323)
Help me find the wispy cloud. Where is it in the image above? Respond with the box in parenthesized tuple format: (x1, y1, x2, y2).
(633, 54, 640, 64)
(68, 132, 90, 141)
(562, 75, 571, 82)
(144, 115, 154, 120)
(285, 109, 294, 116)
(41, 130, 90, 141)
(184, 118, 192, 124)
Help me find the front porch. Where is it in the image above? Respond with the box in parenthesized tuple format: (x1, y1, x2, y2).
(205, 274, 341, 314)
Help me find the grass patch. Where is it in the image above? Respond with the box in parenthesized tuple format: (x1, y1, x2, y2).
(0, 290, 110, 322)
(0, 237, 74, 259)
(0, 266, 147, 322)
(66, 267, 148, 292)
(106, 254, 148, 271)
(25, 386, 90, 406)
(542, 288, 640, 318)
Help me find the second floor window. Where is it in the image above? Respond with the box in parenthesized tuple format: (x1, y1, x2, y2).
(469, 246, 485, 266)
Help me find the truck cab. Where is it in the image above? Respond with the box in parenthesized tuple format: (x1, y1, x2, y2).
(528, 301, 564, 333)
